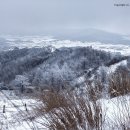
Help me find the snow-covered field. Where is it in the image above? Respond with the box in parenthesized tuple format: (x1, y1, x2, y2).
(1, 36, 130, 55)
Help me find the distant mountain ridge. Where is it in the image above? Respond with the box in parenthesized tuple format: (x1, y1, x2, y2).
(53, 28, 130, 44)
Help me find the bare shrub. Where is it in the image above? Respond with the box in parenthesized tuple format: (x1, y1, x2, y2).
(86, 80, 104, 102)
(34, 90, 103, 130)
(37, 90, 69, 113)
(109, 69, 130, 97)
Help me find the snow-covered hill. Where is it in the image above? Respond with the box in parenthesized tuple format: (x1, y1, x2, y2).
(0, 46, 115, 89)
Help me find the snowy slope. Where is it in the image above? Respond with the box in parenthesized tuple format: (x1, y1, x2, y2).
(0, 90, 45, 130)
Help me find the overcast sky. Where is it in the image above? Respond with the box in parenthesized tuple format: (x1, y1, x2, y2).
(0, 0, 130, 35)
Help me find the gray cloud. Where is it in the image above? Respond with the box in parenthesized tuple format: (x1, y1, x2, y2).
(0, 0, 130, 35)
